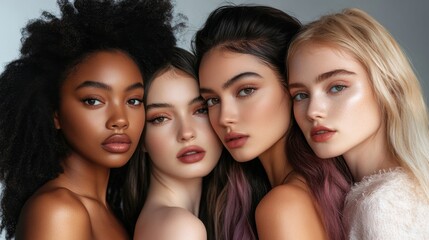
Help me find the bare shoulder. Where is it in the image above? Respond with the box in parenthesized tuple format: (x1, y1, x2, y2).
(16, 187, 92, 240)
(135, 206, 206, 240)
(256, 176, 315, 223)
(256, 174, 327, 240)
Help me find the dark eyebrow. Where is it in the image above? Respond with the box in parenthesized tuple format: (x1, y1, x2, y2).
(75, 81, 143, 91)
(146, 103, 173, 111)
(190, 96, 205, 105)
(76, 80, 111, 91)
(126, 82, 144, 91)
(288, 69, 355, 89)
(146, 96, 204, 111)
(200, 72, 261, 94)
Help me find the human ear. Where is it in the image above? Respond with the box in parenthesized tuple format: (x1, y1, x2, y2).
(53, 111, 61, 130)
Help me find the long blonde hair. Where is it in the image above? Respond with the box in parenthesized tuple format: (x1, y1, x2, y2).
(287, 8, 429, 198)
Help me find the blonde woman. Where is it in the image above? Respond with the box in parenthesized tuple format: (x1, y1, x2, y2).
(287, 8, 429, 239)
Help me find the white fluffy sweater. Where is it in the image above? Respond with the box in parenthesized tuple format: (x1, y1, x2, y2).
(344, 168, 429, 239)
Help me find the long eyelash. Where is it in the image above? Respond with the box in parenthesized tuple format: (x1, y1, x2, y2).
(196, 106, 208, 114)
(205, 97, 219, 107)
(80, 97, 99, 102)
(128, 98, 144, 105)
(146, 114, 167, 123)
(147, 118, 158, 123)
(80, 97, 102, 105)
(134, 98, 144, 102)
(147, 119, 158, 123)
(237, 86, 256, 97)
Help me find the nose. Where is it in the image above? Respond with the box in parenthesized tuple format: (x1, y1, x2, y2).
(306, 97, 327, 121)
(218, 100, 238, 127)
(107, 104, 129, 130)
(177, 118, 196, 142)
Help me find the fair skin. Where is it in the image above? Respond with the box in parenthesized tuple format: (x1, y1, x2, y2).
(134, 68, 222, 240)
(199, 47, 327, 240)
(16, 50, 145, 240)
(288, 42, 399, 181)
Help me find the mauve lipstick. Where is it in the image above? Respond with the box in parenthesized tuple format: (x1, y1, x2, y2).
(176, 145, 205, 163)
(224, 132, 248, 149)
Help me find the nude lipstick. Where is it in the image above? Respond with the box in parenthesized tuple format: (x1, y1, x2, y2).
(176, 145, 205, 164)
(102, 134, 131, 153)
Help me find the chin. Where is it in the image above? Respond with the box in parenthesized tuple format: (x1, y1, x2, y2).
(230, 152, 257, 163)
(106, 158, 130, 169)
(312, 148, 339, 159)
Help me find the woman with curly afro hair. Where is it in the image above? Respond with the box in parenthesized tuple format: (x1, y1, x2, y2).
(0, 0, 181, 239)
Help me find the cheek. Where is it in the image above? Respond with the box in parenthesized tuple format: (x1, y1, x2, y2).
(344, 92, 381, 130)
(293, 103, 307, 128)
(207, 108, 222, 135)
(335, 88, 369, 120)
(144, 126, 170, 158)
(197, 119, 222, 149)
(128, 109, 145, 138)
(196, 119, 222, 169)
(60, 108, 103, 140)
(329, 84, 382, 141)
(145, 120, 186, 169)
(248, 90, 291, 129)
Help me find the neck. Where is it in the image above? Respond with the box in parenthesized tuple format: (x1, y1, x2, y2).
(259, 136, 293, 187)
(60, 154, 110, 205)
(146, 170, 203, 215)
(344, 126, 400, 182)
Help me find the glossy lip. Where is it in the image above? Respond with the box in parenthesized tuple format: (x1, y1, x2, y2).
(310, 126, 336, 143)
(176, 145, 206, 164)
(224, 132, 249, 149)
(101, 134, 132, 153)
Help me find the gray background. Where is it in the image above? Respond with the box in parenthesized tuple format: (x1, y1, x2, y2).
(0, 0, 428, 238)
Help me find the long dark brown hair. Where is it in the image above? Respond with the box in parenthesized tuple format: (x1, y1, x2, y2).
(194, 5, 352, 240)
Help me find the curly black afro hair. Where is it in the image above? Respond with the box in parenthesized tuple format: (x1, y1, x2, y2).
(0, 0, 183, 238)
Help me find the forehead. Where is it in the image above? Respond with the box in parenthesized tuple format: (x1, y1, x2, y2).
(68, 51, 140, 76)
(73, 51, 137, 73)
(199, 48, 276, 86)
(63, 50, 142, 86)
(201, 47, 269, 68)
(288, 43, 363, 80)
(146, 68, 198, 102)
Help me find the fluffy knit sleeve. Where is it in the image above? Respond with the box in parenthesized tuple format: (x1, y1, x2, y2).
(343, 168, 429, 240)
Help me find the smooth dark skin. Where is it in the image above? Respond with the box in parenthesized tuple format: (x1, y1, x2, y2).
(16, 50, 145, 240)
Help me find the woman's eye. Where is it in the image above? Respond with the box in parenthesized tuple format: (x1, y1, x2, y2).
(292, 93, 308, 102)
(195, 106, 208, 115)
(238, 88, 255, 97)
(206, 98, 219, 107)
(82, 98, 102, 106)
(128, 98, 143, 106)
(330, 85, 346, 93)
(148, 116, 168, 125)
